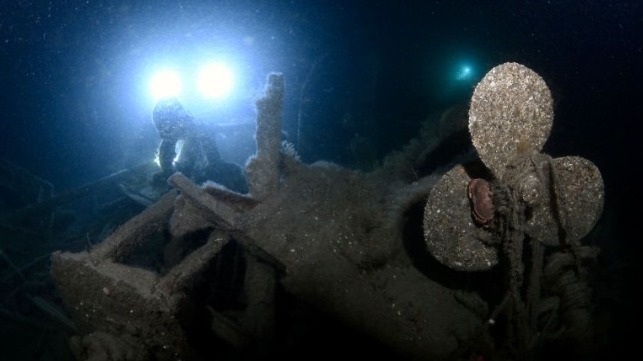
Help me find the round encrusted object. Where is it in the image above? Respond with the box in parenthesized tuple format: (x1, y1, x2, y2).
(469, 62, 553, 178)
(423, 165, 498, 271)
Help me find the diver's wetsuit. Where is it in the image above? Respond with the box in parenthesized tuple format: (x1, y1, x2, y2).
(152, 98, 247, 193)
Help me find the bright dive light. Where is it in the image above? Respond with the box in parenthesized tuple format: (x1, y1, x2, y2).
(197, 63, 234, 99)
(150, 70, 182, 100)
(456, 65, 473, 81)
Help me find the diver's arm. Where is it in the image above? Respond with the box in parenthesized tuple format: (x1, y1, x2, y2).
(157, 139, 177, 174)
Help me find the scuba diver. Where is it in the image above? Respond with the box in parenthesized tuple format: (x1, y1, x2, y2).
(151, 97, 248, 193)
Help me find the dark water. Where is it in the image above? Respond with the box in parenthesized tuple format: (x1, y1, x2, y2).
(1, 1, 641, 360)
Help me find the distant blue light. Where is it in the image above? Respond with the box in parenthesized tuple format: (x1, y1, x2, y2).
(456, 65, 473, 81)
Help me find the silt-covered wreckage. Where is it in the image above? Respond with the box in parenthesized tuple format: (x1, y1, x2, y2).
(50, 63, 604, 360)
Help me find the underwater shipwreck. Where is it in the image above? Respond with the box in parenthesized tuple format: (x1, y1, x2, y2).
(2, 63, 604, 361)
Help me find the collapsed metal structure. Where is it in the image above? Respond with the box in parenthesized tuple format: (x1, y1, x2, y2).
(51, 64, 604, 360)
